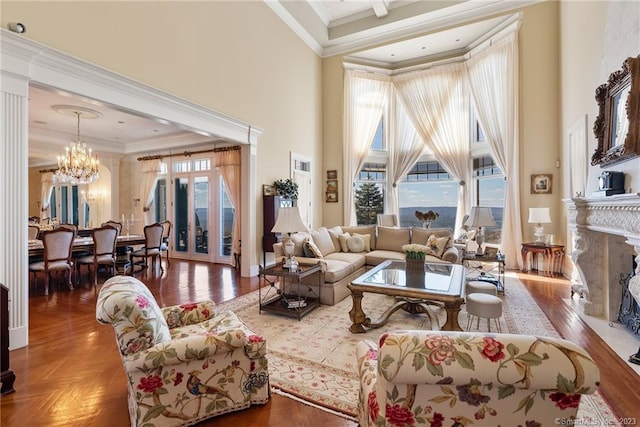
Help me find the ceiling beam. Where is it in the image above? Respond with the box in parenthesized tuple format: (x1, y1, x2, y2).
(370, 0, 389, 18)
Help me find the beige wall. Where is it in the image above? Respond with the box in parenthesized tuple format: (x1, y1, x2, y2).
(560, 0, 640, 196)
(518, 1, 562, 242)
(3, 1, 324, 251)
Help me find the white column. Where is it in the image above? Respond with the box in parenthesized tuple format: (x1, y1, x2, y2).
(0, 73, 30, 349)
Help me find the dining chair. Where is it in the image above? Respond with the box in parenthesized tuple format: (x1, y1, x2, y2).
(28, 227, 75, 295)
(102, 220, 123, 235)
(28, 224, 40, 240)
(160, 220, 172, 268)
(130, 223, 164, 276)
(76, 225, 119, 286)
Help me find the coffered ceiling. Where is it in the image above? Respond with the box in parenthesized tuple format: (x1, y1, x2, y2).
(28, 0, 539, 168)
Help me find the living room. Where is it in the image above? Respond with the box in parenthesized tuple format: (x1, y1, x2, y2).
(1, 0, 639, 425)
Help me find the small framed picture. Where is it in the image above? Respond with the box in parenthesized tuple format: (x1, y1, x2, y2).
(263, 184, 276, 196)
(326, 179, 338, 192)
(327, 170, 337, 180)
(484, 247, 498, 259)
(531, 174, 552, 194)
(326, 191, 338, 203)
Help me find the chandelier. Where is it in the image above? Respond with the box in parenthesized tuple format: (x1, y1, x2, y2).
(55, 110, 99, 185)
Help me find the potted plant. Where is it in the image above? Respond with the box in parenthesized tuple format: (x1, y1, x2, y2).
(274, 178, 299, 199)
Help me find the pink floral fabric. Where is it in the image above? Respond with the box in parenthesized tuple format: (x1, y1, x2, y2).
(97, 276, 270, 426)
(356, 330, 600, 426)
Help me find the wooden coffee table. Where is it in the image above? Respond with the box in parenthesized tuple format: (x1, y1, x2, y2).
(347, 260, 465, 333)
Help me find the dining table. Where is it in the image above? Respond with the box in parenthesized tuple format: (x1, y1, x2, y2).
(28, 235, 146, 275)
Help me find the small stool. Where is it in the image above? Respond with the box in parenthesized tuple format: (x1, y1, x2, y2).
(466, 293, 502, 333)
(465, 281, 497, 296)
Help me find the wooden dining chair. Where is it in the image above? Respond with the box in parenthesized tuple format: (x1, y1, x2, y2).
(102, 220, 123, 235)
(28, 227, 75, 295)
(76, 226, 119, 286)
(160, 220, 172, 268)
(130, 223, 164, 276)
(28, 224, 40, 240)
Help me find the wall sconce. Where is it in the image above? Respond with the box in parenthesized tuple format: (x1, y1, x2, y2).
(133, 198, 140, 207)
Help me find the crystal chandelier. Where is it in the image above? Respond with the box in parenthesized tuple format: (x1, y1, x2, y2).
(55, 111, 99, 185)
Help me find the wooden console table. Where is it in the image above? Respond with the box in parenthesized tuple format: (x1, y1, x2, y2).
(521, 242, 565, 277)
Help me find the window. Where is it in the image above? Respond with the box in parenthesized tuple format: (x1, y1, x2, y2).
(472, 155, 505, 243)
(398, 161, 457, 229)
(370, 119, 385, 151)
(354, 163, 386, 225)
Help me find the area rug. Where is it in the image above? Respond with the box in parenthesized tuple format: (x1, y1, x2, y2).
(218, 273, 620, 424)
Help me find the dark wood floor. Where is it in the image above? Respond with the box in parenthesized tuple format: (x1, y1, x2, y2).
(1, 260, 638, 426)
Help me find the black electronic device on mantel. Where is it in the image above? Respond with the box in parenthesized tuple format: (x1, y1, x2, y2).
(598, 171, 625, 196)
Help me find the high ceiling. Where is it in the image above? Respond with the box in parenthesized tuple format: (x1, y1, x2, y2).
(28, 0, 538, 167)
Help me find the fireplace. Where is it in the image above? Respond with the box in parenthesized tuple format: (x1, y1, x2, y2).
(566, 194, 640, 321)
(618, 256, 640, 335)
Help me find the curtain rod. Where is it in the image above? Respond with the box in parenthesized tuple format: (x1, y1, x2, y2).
(39, 168, 57, 173)
(137, 145, 240, 161)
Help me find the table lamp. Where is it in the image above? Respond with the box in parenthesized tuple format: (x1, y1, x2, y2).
(528, 207, 551, 243)
(464, 207, 496, 255)
(271, 206, 307, 269)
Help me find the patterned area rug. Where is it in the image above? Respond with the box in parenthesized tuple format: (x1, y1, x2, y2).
(218, 273, 619, 424)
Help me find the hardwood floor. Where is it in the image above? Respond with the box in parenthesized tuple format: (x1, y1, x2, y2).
(1, 260, 638, 425)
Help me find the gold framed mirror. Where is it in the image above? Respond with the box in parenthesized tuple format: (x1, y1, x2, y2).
(591, 55, 640, 167)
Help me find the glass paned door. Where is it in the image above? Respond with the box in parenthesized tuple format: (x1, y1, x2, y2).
(173, 175, 210, 258)
(220, 178, 234, 258)
(174, 177, 189, 254)
(194, 177, 209, 255)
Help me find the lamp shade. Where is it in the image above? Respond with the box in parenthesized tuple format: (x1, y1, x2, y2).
(271, 206, 308, 234)
(528, 207, 551, 224)
(464, 207, 497, 228)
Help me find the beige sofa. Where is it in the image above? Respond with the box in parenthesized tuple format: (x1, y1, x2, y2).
(273, 225, 459, 306)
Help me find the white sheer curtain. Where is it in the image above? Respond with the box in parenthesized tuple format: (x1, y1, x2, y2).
(343, 70, 390, 225)
(394, 63, 471, 231)
(466, 32, 522, 269)
(388, 92, 424, 218)
(40, 172, 55, 219)
(214, 148, 241, 264)
(141, 159, 162, 225)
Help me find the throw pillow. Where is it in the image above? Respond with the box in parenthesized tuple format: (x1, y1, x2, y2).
(302, 239, 315, 258)
(427, 234, 450, 258)
(305, 239, 323, 258)
(354, 233, 371, 252)
(346, 235, 366, 253)
(327, 226, 344, 251)
(338, 232, 351, 252)
(311, 227, 337, 256)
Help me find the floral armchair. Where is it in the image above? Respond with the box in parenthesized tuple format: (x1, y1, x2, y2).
(356, 330, 600, 426)
(96, 276, 269, 426)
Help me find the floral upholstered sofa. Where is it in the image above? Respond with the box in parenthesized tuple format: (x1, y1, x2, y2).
(273, 225, 459, 305)
(96, 276, 269, 426)
(356, 330, 600, 426)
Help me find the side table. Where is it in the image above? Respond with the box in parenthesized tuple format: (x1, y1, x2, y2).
(521, 242, 565, 277)
(259, 262, 322, 320)
(461, 252, 505, 294)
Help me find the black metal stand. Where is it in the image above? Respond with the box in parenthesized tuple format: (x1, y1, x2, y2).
(629, 347, 640, 365)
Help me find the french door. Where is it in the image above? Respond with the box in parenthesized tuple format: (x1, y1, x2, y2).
(171, 168, 232, 264)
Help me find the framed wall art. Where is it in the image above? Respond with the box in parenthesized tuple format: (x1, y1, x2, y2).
(531, 174, 552, 194)
(326, 192, 338, 203)
(262, 184, 275, 196)
(327, 170, 337, 180)
(326, 179, 338, 192)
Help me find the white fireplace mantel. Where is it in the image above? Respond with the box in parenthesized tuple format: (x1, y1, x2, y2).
(566, 194, 640, 319)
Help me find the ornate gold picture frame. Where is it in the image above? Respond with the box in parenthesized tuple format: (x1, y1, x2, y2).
(592, 55, 640, 167)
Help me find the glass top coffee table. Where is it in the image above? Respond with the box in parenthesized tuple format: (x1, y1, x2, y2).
(347, 260, 465, 333)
